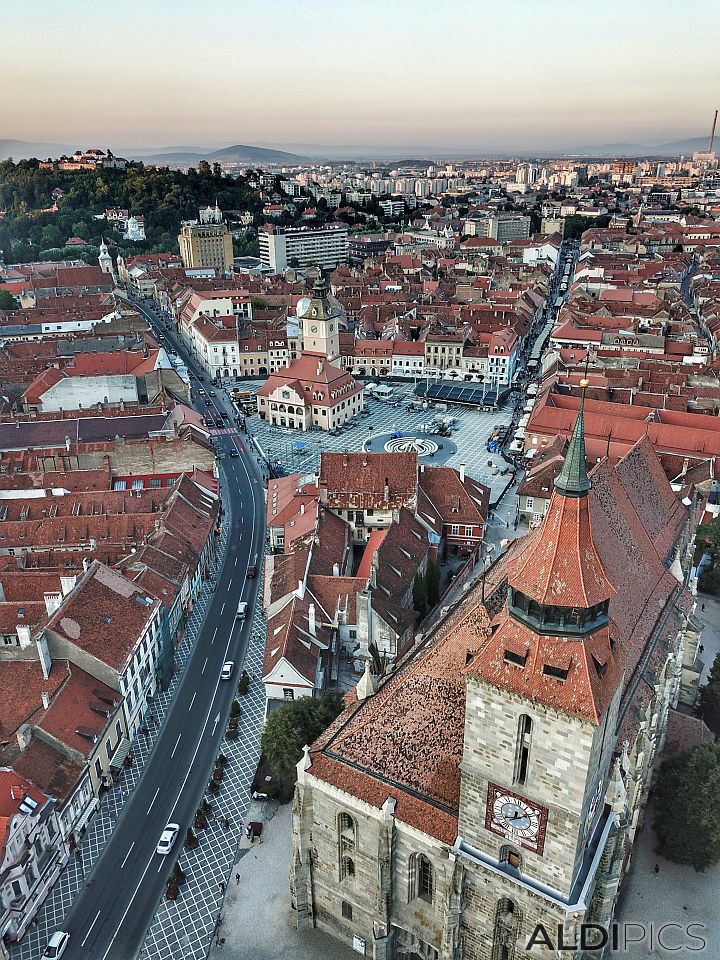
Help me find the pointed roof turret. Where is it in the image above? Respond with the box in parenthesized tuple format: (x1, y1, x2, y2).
(554, 379, 591, 498)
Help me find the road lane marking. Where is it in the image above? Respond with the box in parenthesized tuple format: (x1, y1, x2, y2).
(220, 602, 225, 614)
(147, 786, 160, 814)
(234, 556, 238, 566)
(211, 626, 217, 643)
(101, 850, 161, 959)
(170, 734, 182, 758)
(81, 910, 102, 946)
(189, 691, 197, 710)
(202, 657, 208, 674)
(157, 861, 165, 873)
(119, 842, 135, 870)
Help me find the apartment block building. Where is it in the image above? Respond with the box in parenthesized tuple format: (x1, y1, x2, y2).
(259, 224, 348, 272)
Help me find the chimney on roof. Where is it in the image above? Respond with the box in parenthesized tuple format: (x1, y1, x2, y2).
(333, 562, 340, 577)
(36, 633, 52, 680)
(300, 503, 305, 515)
(370, 551, 379, 589)
(41, 691, 50, 710)
(384, 477, 389, 504)
(16, 723, 32, 752)
(308, 602, 316, 637)
(459, 462, 466, 483)
(356, 661, 377, 701)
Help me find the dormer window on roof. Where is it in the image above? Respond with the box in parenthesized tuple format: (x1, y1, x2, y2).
(542, 663, 569, 681)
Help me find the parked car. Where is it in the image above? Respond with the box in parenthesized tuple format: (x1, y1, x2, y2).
(220, 661, 234, 680)
(42, 933, 70, 959)
(247, 564, 257, 578)
(156, 823, 180, 855)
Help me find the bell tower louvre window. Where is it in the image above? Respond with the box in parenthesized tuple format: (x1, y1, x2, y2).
(505, 381, 614, 639)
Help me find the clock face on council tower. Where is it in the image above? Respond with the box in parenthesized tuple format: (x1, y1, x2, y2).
(485, 782, 549, 856)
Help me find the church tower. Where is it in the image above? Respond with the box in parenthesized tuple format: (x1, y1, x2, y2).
(458, 383, 624, 955)
(299, 270, 342, 362)
(98, 238, 113, 276)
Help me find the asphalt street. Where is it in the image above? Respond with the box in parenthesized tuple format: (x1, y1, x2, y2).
(57, 298, 266, 960)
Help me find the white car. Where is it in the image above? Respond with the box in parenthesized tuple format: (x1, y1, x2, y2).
(156, 823, 180, 855)
(42, 932, 70, 959)
(220, 661, 234, 680)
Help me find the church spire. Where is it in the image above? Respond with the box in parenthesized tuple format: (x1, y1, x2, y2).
(554, 378, 591, 498)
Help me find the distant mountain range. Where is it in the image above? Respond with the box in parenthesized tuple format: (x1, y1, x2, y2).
(0, 136, 714, 165)
(0, 140, 305, 165)
(134, 143, 306, 165)
(566, 136, 713, 157)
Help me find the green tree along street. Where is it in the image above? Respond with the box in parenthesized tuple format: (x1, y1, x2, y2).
(562, 213, 611, 240)
(426, 556, 441, 608)
(697, 515, 720, 594)
(0, 158, 262, 263)
(412, 570, 428, 618)
(260, 692, 344, 799)
(653, 741, 720, 871)
(698, 652, 720, 736)
(0, 289, 18, 310)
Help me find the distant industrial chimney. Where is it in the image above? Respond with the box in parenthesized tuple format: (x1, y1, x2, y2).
(710, 109, 718, 154)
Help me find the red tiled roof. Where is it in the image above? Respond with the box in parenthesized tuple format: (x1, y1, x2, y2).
(506, 490, 615, 609)
(319, 451, 418, 510)
(45, 562, 160, 673)
(308, 597, 491, 843)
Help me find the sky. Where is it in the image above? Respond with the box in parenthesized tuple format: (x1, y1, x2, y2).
(3, 0, 719, 154)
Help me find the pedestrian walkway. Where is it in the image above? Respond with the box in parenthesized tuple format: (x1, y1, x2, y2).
(139, 576, 269, 960)
(209, 803, 356, 960)
(11, 517, 231, 960)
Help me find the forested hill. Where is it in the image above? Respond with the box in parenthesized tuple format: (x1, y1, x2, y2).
(0, 159, 265, 264)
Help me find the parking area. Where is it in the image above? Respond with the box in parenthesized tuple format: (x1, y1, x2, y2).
(220, 378, 518, 503)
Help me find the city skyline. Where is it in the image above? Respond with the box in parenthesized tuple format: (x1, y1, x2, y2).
(4, 0, 718, 153)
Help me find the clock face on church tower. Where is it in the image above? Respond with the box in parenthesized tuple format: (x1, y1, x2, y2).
(485, 783, 548, 856)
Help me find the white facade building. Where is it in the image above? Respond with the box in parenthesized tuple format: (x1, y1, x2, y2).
(259, 224, 349, 272)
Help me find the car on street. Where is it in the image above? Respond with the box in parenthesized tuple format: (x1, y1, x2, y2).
(247, 564, 257, 578)
(229, 449, 239, 457)
(156, 823, 180, 855)
(221, 661, 234, 680)
(221, 411, 229, 418)
(209, 390, 216, 396)
(42, 933, 70, 959)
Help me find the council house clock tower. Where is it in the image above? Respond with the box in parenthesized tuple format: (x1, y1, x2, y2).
(300, 269, 341, 363)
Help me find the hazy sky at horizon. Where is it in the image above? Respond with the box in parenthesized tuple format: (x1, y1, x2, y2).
(4, 0, 718, 151)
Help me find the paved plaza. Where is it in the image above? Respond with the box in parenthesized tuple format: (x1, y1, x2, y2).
(227, 378, 520, 503)
(209, 802, 356, 960)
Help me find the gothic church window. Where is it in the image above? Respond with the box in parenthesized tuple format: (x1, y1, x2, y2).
(339, 812, 357, 881)
(408, 852, 434, 903)
(514, 714, 533, 785)
(491, 898, 521, 960)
